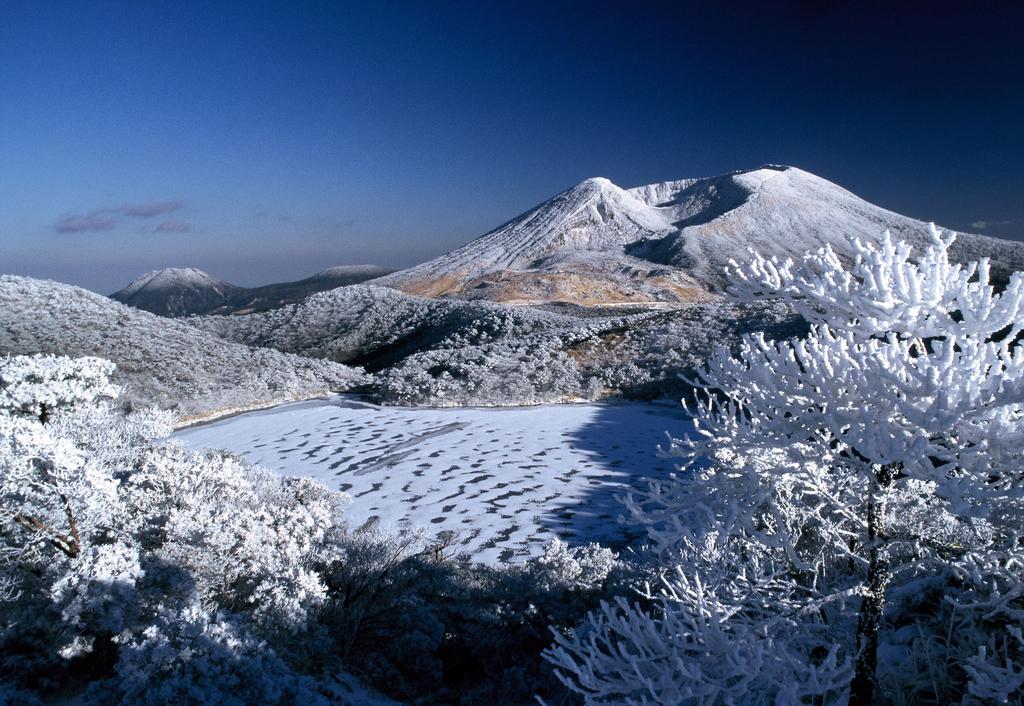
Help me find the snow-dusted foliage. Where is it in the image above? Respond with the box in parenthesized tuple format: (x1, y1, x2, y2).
(377, 338, 592, 406)
(0, 276, 366, 422)
(547, 567, 851, 705)
(531, 539, 618, 592)
(0, 354, 387, 701)
(547, 228, 1024, 704)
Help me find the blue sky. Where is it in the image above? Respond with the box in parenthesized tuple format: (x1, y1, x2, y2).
(2, 1, 1022, 292)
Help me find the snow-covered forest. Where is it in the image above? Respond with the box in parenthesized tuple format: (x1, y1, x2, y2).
(191, 283, 804, 406)
(0, 276, 367, 421)
(3, 229, 1022, 703)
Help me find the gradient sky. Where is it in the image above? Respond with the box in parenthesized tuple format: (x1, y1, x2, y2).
(2, 1, 1022, 293)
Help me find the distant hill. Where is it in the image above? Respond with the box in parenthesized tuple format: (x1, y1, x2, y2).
(375, 166, 1024, 305)
(110, 267, 241, 317)
(212, 265, 391, 315)
(189, 284, 587, 370)
(111, 264, 390, 317)
(188, 282, 805, 407)
(1, 275, 366, 421)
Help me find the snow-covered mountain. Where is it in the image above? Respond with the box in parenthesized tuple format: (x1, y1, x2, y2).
(111, 267, 241, 317)
(1, 275, 366, 421)
(111, 264, 389, 317)
(375, 166, 1024, 305)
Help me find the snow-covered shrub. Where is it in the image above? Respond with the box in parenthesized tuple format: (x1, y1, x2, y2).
(313, 530, 630, 705)
(121, 444, 344, 636)
(317, 527, 432, 664)
(0, 354, 119, 421)
(104, 599, 395, 705)
(105, 603, 311, 706)
(0, 354, 356, 699)
(878, 549, 1024, 704)
(547, 228, 1024, 704)
(376, 340, 589, 406)
(531, 539, 618, 592)
(547, 567, 851, 706)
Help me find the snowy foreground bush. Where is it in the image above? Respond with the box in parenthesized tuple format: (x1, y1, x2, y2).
(0, 354, 361, 703)
(546, 228, 1024, 705)
(0, 354, 626, 704)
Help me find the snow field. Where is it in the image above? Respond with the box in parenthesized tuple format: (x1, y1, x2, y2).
(174, 396, 692, 564)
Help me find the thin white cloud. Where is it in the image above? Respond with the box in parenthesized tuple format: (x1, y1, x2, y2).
(971, 219, 1013, 230)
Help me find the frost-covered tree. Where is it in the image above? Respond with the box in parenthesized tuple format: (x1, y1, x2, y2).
(547, 228, 1024, 704)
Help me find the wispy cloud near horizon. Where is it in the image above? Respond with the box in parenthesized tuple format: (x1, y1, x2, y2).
(971, 219, 1014, 230)
(55, 200, 185, 233)
(54, 213, 119, 233)
(121, 200, 184, 218)
(154, 220, 192, 233)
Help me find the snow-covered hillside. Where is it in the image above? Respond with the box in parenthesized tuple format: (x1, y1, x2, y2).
(111, 264, 389, 317)
(374, 166, 1024, 303)
(212, 264, 391, 315)
(190, 284, 590, 366)
(0, 275, 366, 420)
(189, 282, 803, 406)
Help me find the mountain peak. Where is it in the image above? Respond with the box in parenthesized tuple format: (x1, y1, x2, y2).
(112, 268, 239, 317)
(117, 267, 227, 295)
(375, 166, 1024, 306)
(112, 264, 391, 317)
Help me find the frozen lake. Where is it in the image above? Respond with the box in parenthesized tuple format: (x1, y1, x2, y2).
(173, 396, 692, 564)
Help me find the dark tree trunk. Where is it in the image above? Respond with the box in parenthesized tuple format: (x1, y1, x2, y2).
(849, 465, 895, 705)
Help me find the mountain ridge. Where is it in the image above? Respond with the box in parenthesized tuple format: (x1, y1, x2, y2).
(373, 166, 1024, 305)
(112, 264, 390, 317)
